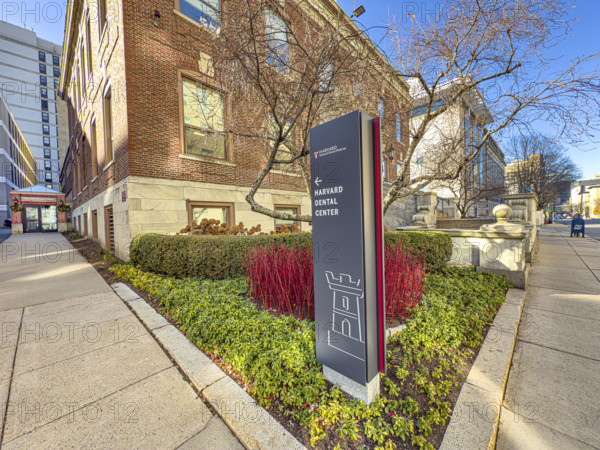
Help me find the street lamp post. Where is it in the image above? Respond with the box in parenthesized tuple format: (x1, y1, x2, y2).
(580, 185, 586, 218)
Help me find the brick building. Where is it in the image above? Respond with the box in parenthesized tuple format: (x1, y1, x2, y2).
(60, 0, 412, 259)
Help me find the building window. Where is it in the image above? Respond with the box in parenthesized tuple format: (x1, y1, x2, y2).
(42, 125, 50, 135)
(41, 87, 48, 98)
(43, 137, 51, 146)
(91, 120, 98, 178)
(177, 0, 220, 31)
(98, 0, 108, 34)
(53, 67, 60, 78)
(266, 10, 289, 71)
(378, 99, 384, 119)
(80, 45, 86, 90)
(41, 100, 48, 111)
(319, 63, 333, 90)
(188, 202, 232, 227)
(44, 160, 52, 170)
(46, 184, 53, 189)
(39, 63, 46, 74)
(38, 51, 46, 62)
(274, 205, 300, 232)
(396, 114, 402, 142)
(54, 79, 59, 89)
(53, 55, 60, 66)
(42, 112, 49, 123)
(44, 148, 52, 158)
(86, 19, 93, 75)
(45, 172, 52, 182)
(40, 75, 47, 86)
(416, 156, 424, 164)
(103, 87, 114, 163)
(182, 78, 226, 159)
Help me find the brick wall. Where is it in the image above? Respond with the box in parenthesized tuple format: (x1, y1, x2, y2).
(63, 0, 414, 248)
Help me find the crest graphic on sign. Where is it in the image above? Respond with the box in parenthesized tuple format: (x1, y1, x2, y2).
(325, 271, 365, 361)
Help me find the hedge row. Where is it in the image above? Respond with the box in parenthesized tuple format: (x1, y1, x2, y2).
(129, 230, 452, 280)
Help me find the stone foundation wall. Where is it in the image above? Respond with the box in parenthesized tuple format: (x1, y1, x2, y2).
(437, 218, 495, 229)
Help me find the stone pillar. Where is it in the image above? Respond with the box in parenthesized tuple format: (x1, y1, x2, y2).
(503, 193, 538, 224)
(411, 192, 437, 228)
(9, 193, 23, 234)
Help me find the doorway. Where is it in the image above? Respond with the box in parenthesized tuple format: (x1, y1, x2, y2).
(23, 206, 58, 232)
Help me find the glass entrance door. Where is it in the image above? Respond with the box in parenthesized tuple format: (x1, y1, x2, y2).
(23, 206, 58, 232)
(41, 206, 58, 231)
(24, 207, 40, 232)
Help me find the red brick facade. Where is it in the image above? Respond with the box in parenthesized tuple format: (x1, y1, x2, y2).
(60, 0, 412, 255)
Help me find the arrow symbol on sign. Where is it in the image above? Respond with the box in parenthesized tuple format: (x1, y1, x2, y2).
(315, 177, 322, 186)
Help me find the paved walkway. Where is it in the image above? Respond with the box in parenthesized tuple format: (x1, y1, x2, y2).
(497, 225, 600, 449)
(0, 233, 242, 448)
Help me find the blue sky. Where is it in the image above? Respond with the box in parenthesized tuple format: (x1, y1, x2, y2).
(2, 1, 598, 179)
(338, 0, 600, 180)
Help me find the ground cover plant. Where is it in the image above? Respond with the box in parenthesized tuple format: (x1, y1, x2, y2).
(110, 262, 510, 449)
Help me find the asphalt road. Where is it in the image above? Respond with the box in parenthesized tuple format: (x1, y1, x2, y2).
(0, 228, 11, 244)
(556, 218, 600, 244)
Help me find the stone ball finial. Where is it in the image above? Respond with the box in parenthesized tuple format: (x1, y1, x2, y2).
(493, 204, 512, 224)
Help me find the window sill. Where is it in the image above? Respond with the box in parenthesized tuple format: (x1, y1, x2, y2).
(179, 153, 236, 167)
(271, 168, 302, 177)
(103, 160, 114, 172)
(172, 9, 220, 35)
(90, 176, 98, 184)
(83, 185, 88, 191)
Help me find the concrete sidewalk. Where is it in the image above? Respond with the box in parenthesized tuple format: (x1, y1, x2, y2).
(0, 233, 242, 448)
(496, 225, 600, 449)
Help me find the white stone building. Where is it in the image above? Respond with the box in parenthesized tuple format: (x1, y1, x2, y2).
(408, 79, 505, 217)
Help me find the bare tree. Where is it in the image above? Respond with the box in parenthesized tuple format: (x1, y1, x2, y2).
(383, 0, 600, 213)
(504, 133, 581, 208)
(188, 0, 405, 223)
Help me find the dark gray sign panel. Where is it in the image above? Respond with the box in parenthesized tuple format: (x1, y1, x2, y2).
(310, 111, 384, 385)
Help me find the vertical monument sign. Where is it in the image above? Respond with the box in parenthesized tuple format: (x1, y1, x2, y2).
(310, 111, 385, 403)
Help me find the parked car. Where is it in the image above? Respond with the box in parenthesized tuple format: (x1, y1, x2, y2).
(3, 218, 11, 227)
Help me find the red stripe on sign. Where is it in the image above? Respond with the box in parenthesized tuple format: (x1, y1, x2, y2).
(373, 117, 386, 374)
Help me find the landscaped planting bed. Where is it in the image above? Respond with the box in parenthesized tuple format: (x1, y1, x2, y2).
(109, 262, 510, 449)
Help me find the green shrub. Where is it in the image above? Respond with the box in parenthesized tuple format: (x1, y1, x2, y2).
(129, 230, 452, 279)
(129, 233, 312, 280)
(385, 231, 453, 272)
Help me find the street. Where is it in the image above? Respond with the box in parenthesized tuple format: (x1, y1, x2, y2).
(557, 218, 600, 242)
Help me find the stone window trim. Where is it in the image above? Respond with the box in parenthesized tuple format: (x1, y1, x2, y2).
(273, 204, 301, 232)
(186, 200, 235, 228)
(177, 69, 231, 162)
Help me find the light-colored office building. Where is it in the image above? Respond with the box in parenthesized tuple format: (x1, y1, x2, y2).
(0, 20, 67, 192)
(0, 93, 37, 220)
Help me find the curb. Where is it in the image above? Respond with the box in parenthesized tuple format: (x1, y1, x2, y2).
(111, 283, 305, 450)
(439, 288, 526, 450)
